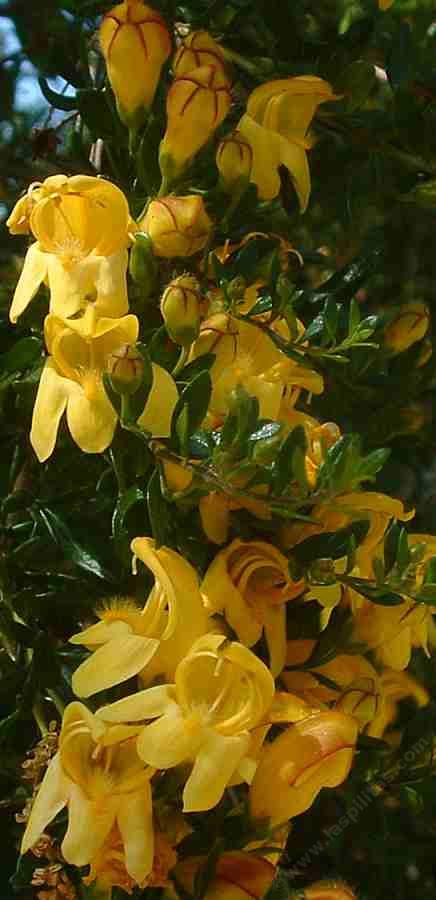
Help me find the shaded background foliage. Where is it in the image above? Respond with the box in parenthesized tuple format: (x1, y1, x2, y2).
(1, 1, 436, 898)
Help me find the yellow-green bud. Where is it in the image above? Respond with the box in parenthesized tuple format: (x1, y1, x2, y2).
(417, 337, 432, 368)
(216, 130, 253, 191)
(129, 232, 159, 297)
(107, 344, 144, 395)
(160, 275, 202, 346)
(384, 301, 430, 354)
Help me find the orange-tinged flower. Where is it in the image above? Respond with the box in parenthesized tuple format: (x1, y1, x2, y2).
(305, 880, 358, 900)
(97, 634, 275, 813)
(201, 538, 304, 676)
(159, 64, 232, 179)
(250, 711, 358, 824)
(100, 0, 171, 126)
(70, 538, 209, 697)
(141, 195, 212, 257)
(21, 703, 154, 884)
(384, 301, 430, 354)
(31, 306, 178, 461)
(173, 30, 227, 80)
(238, 76, 339, 211)
(216, 130, 253, 190)
(176, 852, 276, 900)
(7, 175, 131, 322)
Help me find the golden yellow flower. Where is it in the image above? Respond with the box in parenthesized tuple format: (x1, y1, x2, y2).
(201, 538, 304, 676)
(384, 301, 430, 354)
(367, 668, 429, 739)
(97, 634, 275, 812)
(284, 650, 380, 727)
(238, 76, 339, 211)
(353, 597, 431, 671)
(173, 30, 227, 80)
(70, 538, 209, 697)
(379, 0, 394, 8)
(8, 175, 131, 322)
(100, 0, 171, 126)
(31, 306, 178, 461)
(141, 195, 212, 257)
(175, 852, 276, 900)
(21, 702, 154, 884)
(198, 489, 271, 546)
(159, 64, 232, 180)
(250, 711, 358, 824)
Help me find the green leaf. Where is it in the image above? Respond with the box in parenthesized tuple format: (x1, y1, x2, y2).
(264, 869, 290, 900)
(147, 468, 172, 548)
(343, 577, 404, 606)
(387, 22, 415, 91)
(177, 352, 216, 383)
(293, 521, 370, 566)
(112, 486, 145, 540)
(125, 343, 154, 424)
(0, 337, 43, 374)
(272, 425, 306, 495)
(171, 371, 212, 456)
(348, 297, 361, 335)
(34, 506, 115, 582)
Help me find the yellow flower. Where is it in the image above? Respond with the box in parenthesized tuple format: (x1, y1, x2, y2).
(198, 490, 271, 546)
(70, 538, 209, 697)
(379, 0, 394, 8)
(238, 76, 339, 211)
(304, 881, 358, 900)
(97, 634, 275, 812)
(85, 826, 177, 893)
(175, 852, 276, 900)
(8, 175, 131, 322)
(100, 0, 171, 126)
(21, 702, 154, 884)
(141, 195, 212, 257)
(367, 669, 429, 739)
(31, 306, 177, 461)
(384, 301, 430, 354)
(250, 711, 358, 824)
(161, 274, 202, 345)
(353, 596, 431, 671)
(284, 650, 380, 725)
(216, 131, 253, 191)
(173, 30, 227, 80)
(190, 312, 320, 427)
(201, 538, 304, 676)
(159, 64, 232, 180)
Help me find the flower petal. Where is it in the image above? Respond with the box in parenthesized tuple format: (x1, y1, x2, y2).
(183, 730, 250, 812)
(117, 781, 154, 883)
(10, 242, 48, 323)
(30, 360, 69, 462)
(137, 708, 198, 768)
(137, 363, 179, 437)
(66, 380, 117, 454)
(21, 753, 66, 854)
(61, 783, 117, 866)
(72, 635, 160, 698)
(97, 684, 175, 723)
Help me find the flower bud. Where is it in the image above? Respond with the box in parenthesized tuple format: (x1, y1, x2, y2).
(107, 344, 144, 394)
(129, 232, 159, 297)
(175, 852, 276, 900)
(159, 64, 232, 180)
(173, 30, 227, 79)
(216, 131, 253, 191)
(140, 195, 212, 257)
(100, 0, 171, 127)
(384, 301, 429, 353)
(305, 880, 358, 900)
(250, 711, 358, 824)
(161, 275, 202, 346)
